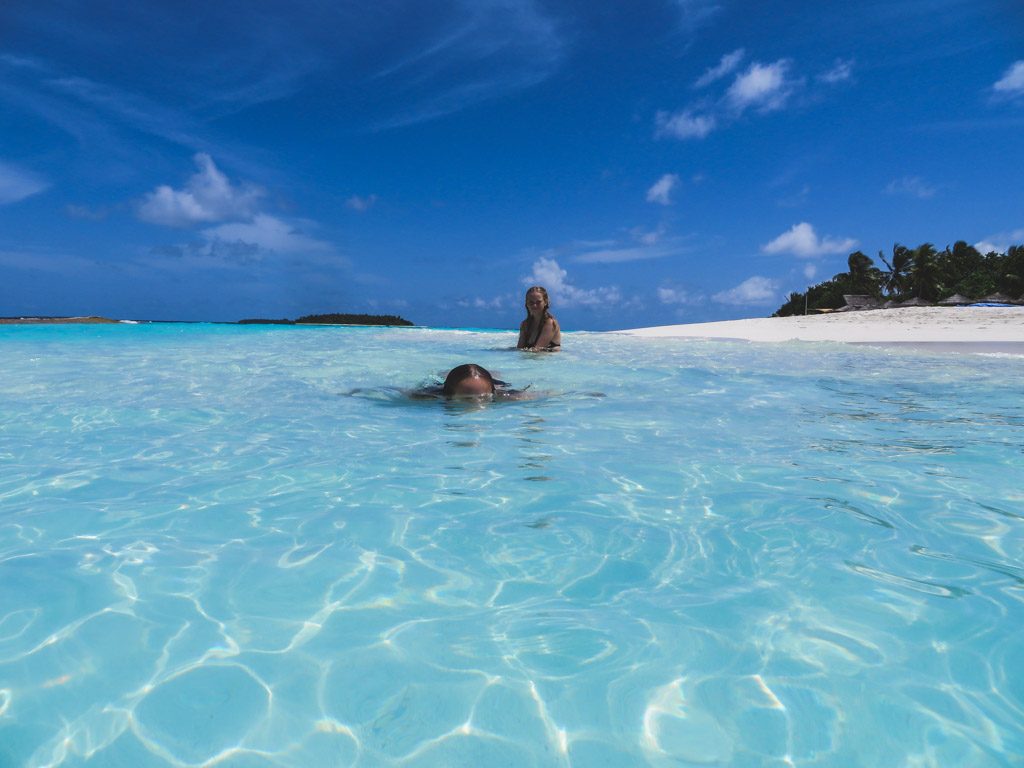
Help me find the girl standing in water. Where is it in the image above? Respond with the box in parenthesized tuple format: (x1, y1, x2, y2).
(517, 286, 561, 351)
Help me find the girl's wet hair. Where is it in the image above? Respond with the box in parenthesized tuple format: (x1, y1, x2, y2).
(442, 363, 496, 397)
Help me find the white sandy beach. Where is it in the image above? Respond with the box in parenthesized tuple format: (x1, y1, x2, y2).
(619, 306, 1024, 344)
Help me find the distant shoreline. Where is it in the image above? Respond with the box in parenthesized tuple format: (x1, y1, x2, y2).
(0, 316, 120, 324)
(0, 313, 415, 326)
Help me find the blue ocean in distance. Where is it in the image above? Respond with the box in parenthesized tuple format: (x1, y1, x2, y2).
(1, 322, 1022, 767)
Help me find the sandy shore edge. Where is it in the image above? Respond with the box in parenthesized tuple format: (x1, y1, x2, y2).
(616, 307, 1024, 344)
(0, 316, 119, 324)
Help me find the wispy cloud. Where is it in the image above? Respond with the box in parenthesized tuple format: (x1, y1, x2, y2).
(367, 2, 565, 129)
(346, 194, 378, 212)
(0, 160, 48, 205)
(885, 176, 937, 199)
(993, 60, 1024, 98)
(694, 49, 745, 88)
(631, 224, 667, 245)
(713, 276, 779, 305)
(658, 55, 807, 140)
(726, 60, 799, 114)
(672, 0, 725, 32)
(42, 75, 209, 151)
(523, 256, 620, 306)
(655, 109, 717, 139)
(531, 228, 690, 266)
(203, 214, 331, 254)
(762, 222, 857, 258)
(137, 154, 263, 227)
(646, 174, 680, 205)
(457, 295, 508, 310)
(818, 58, 854, 84)
(657, 285, 700, 305)
(571, 246, 668, 264)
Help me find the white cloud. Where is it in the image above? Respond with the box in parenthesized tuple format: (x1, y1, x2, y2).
(727, 60, 797, 113)
(655, 109, 716, 139)
(138, 153, 263, 227)
(993, 61, 1024, 96)
(203, 214, 331, 254)
(646, 174, 680, 205)
(458, 295, 507, 310)
(885, 176, 936, 199)
(803, 263, 818, 280)
(695, 49, 745, 88)
(0, 161, 48, 205)
(713, 276, 779, 305)
(762, 222, 857, 258)
(346, 194, 378, 212)
(523, 256, 620, 307)
(657, 286, 697, 304)
(818, 58, 854, 84)
(975, 229, 1024, 255)
(573, 244, 674, 264)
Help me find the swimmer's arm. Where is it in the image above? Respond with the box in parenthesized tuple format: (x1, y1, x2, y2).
(516, 320, 530, 349)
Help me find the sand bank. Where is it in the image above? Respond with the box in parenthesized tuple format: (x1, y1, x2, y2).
(618, 307, 1024, 344)
(0, 316, 118, 324)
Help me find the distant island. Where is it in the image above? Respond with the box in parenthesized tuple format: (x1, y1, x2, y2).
(238, 313, 414, 326)
(0, 313, 414, 326)
(0, 316, 119, 324)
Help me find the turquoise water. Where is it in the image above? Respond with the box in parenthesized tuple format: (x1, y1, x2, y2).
(1, 323, 1022, 767)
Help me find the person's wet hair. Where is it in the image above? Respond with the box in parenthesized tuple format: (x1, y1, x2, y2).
(442, 363, 496, 398)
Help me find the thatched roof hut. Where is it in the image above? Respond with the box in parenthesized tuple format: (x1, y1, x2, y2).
(938, 293, 971, 306)
(841, 294, 881, 310)
(981, 292, 1015, 304)
(896, 297, 934, 307)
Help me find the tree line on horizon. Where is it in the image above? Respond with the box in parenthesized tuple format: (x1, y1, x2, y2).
(773, 241, 1024, 317)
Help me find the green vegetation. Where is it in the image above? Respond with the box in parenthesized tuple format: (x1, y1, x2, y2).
(774, 241, 1024, 317)
(238, 313, 414, 326)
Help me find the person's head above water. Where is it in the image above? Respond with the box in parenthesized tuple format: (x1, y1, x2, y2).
(524, 286, 550, 317)
(442, 364, 496, 398)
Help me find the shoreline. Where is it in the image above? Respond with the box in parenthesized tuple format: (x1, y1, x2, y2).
(0, 316, 119, 325)
(4, 307, 1024, 349)
(617, 307, 1024, 345)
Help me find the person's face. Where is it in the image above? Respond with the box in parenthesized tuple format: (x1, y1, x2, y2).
(525, 291, 546, 316)
(450, 375, 493, 398)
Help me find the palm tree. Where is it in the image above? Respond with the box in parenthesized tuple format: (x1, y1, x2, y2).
(909, 243, 941, 301)
(878, 243, 912, 298)
(1001, 244, 1024, 297)
(846, 251, 882, 296)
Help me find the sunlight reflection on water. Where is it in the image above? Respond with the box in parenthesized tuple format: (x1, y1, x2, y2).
(0, 323, 1022, 766)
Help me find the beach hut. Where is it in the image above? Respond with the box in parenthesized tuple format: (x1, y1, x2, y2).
(938, 293, 971, 306)
(840, 294, 880, 311)
(981, 292, 1015, 304)
(896, 297, 934, 307)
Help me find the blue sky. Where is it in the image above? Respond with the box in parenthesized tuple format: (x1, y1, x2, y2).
(1, 0, 1023, 329)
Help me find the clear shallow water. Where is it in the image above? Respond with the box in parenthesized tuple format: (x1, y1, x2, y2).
(1, 323, 1022, 768)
